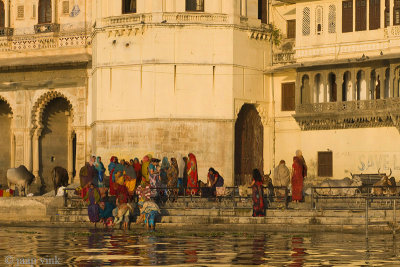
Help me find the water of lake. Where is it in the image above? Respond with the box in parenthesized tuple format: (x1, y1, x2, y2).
(1, 226, 399, 266)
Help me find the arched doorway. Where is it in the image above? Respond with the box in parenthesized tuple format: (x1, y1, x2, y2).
(0, 1, 5, 28)
(0, 99, 11, 187)
(39, 97, 73, 192)
(235, 104, 264, 185)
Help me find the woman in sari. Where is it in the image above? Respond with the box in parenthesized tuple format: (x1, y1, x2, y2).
(186, 153, 198, 195)
(95, 157, 106, 188)
(251, 169, 265, 217)
(167, 158, 179, 201)
(83, 183, 101, 227)
(133, 158, 142, 185)
(160, 157, 170, 186)
(108, 156, 117, 196)
(148, 158, 160, 197)
(141, 155, 151, 185)
(292, 155, 305, 203)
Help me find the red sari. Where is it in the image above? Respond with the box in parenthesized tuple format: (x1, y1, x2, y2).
(186, 153, 198, 194)
(252, 180, 265, 217)
(292, 157, 304, 201)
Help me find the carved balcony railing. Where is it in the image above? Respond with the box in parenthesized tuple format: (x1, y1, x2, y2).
(0, 32, 91, 52)
(273, 51, 295, 64)
(294, 99, 400, 131)
(34, 23, 60, 34)
(103, 12, 229, 27)
(0, 27, 13, 37)
(384, 25, 400, 38)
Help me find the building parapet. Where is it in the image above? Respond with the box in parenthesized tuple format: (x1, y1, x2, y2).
(294, 99, 400, 131)
(0, 32, 91, 53)
(34, 23, 60, 34)
(384, 25, 400, 38)
(103, 12, 229, 27)
(273, 51, 295, 65)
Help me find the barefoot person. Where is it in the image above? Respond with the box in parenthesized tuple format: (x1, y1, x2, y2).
(83, 183, 101, 227)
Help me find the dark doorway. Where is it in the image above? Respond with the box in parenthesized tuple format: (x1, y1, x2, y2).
(38, 0, 52, 24)
(0, 100, 11, 188)
(235, 104, 264, 186)
(0, 1, 5, 28)
(39, 97, 71, 193)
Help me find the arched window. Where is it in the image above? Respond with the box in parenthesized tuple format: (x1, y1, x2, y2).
(314, 74, 324, 103)
(38, 0, 51, 24)
(186, 0, 204, 12)
(315, 6, 323, 35)
(301, 75, 310, 104)
(342, 71, 352, 101)
(122, 0, 136, 14)
(0, 1, 4, 28)
(328, 73, 337, 102)
(302, 7, 311, 36)
(328, 5, 336, 33)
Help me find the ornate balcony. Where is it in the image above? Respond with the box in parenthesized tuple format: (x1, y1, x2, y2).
(293, 99, 400, 131)
(273, 52, 295, 64)
(0, 27, 13, 37)
(34, 23, 60, 34)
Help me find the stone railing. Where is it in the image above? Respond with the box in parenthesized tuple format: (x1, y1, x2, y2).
(0, 27, 13, 37)
(294, 99, 400, 131)
(34, 23, 60, 34)
(296, 99, 399, 114)
(104, 14, 153, 26)
(0, 32, 91, 52)
(273, 51, 295, 64)
(103, 12, 229, 27)
(384, 25, 400, 38)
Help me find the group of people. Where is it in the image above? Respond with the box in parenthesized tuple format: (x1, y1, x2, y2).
(251, 150, 308, 217)
(79, 152, 224, 229)
(79, 149, 307, 224)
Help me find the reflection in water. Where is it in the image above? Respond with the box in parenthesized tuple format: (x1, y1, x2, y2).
(1, 227, 400, 266)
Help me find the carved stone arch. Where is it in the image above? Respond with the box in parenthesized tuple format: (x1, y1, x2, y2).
(0, 94, 14, 115)
(31, 90, 76, 132)
(0, 94, 14, 185)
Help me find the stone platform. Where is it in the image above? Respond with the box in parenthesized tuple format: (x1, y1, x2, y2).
(0, 196, 399, 233)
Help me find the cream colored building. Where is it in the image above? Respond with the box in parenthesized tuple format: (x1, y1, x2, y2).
(270, 0, 400, 182)
(0, 0, 273, 193)
(2, 0, 396, 194)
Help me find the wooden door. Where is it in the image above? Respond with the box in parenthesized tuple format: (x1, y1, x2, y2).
(369, 0, 381, 30)
(356, 0, 367, 31)
(235, 104, 264, 185)
(39, 0, 51, 24)
(342, 0, 353, 32)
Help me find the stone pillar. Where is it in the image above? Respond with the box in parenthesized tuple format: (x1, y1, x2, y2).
(323, 72, 328, 102)
(389, 67, 395, 98)
(365, 69, 371, 100)
(51, 0, 56, 24)
(366, 0, 370, 30)
(74, 127, 87, 183)
(390, 0, 394, 27)
(27, 130, 33, 171)
(10, 129, 15, 169)
(351, 69, 357, 101)
(4, 0, 9, 28)
(295, 73, 301, 109)
(337, 71, 344, 102)
(32, 129, 41, 180)
(381, 0, 386, 28)
(377, 69, 384, 99)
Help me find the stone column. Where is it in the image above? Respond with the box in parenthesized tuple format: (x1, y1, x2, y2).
(351, 69, 357, 101)
(381, 0, 386, 28)
(51, 0, 56, 24)
(74, 127, 87, 184)
(295, 73, 301, 109)
(337, 71, 344, 102)
(10, 129, 15, 169)
(376, 68, 385, 99)
(323, 72, 328, 102)
(389, 67, 395, 98)
(390, 0, 394, 27)
(365, 69, 371, 100)
(32, 129, 41, 180)
(27, 130, 33, 171)
(4, 0, 9, 28)
(366, 0, 370, 30)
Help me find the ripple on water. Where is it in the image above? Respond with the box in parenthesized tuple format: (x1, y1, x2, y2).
(1, 227, 400, 266)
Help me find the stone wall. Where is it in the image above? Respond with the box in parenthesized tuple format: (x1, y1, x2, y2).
(0, 101, 11, 187)
(92, 119, 234, 185)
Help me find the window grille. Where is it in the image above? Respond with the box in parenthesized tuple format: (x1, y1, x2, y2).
(316, 6, 323, 35)
(302, 7, 311, 36)
(328, 5, 336, 33)
(62, 1, 69, 15)
(17, 5, 24, 19)
(186, 0, 204, 12)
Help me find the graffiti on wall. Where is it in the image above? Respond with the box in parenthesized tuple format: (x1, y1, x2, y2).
(358, 153, 400, 172)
